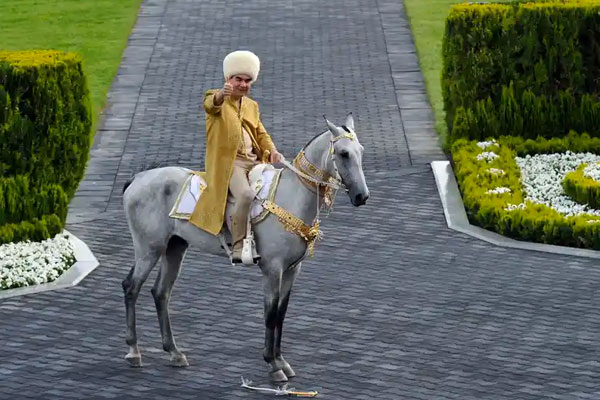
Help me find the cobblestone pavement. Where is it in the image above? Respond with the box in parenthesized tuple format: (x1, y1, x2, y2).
(2, 0, 600, 399)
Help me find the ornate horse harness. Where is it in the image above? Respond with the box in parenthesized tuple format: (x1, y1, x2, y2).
(263, 130, 357, 256)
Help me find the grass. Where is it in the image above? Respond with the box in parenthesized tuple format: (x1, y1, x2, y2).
(0, 0, 144, 129)
(403, 0, 516, 148)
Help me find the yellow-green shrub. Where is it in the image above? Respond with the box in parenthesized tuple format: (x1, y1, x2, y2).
(563, 163, 600, 209)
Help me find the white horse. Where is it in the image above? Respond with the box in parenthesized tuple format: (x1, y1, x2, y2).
(121, 114, 369, 382)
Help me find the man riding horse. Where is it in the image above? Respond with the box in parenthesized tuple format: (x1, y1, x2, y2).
(190, 50, 285, 264)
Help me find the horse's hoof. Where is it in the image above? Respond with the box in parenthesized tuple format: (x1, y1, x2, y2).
(269, 369, 288, 382)
(281, 363, 295, 378)
(276, 357, 295, 378)
(170, 353, 189, 367)
(125, 354, 142, 368)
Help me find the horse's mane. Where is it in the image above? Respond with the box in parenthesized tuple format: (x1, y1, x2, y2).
(302, 125, 350, 150)
(302, 130, 329, 150)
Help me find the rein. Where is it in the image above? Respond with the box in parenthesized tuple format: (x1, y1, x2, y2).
(279, 155, 342, 191)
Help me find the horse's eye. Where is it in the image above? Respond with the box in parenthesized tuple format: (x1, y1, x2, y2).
(339, 151, 349, 158)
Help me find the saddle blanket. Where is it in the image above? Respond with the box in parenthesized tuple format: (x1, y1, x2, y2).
(169, 166, 282, 228)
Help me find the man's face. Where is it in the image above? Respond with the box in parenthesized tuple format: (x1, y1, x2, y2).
(227, 74, 252, 97)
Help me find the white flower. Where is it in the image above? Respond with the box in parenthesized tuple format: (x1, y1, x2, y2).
(505, 203, 527, 211)
(0, 232, 75, 290)
(486, 187, 511, 194)
(477, 139, 498, 149)
(583, 162, 600, 181)
(512, 151, 600, 217)
(477, 151, 499, 162)
(487, 168, 505, 176)
(587, 220, 600, 224)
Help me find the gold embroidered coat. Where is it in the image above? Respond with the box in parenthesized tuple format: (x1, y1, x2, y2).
(189, 89, 276, 235)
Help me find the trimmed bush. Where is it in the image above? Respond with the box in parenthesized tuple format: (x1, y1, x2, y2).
(442, 1, 600, 144)
(563, 163, 600, 209)
(0, 50, 92, 244)
(452, 132, 600, 249)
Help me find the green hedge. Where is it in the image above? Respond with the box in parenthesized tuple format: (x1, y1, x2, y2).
(0, 51, 91, 244)
(442, 1, 600, 145)
(563, 162, 600, 209)
(452, 132, 600, 249)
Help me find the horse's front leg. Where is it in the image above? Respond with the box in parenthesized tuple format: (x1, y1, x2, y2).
(261, 265, 287, 382)
(273, 262, 301, 378)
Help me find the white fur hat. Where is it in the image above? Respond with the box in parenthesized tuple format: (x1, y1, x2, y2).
(223, 50, 260, 82)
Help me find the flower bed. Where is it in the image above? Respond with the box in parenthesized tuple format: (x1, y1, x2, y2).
(452, 132, 600, 249)
(0, 232, 76, 290)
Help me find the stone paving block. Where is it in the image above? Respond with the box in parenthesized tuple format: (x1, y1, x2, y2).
(392, 71, 426, 90)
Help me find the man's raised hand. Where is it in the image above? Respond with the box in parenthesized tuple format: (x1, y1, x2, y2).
(214, 81, 233, 106)
(221, 81, 233, 98)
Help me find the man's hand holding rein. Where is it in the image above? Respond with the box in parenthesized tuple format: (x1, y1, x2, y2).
(269, 150, 285, 164)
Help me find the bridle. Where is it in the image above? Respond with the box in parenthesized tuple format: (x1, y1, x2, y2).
(281, 128, 358, 218)
(282, 129, 357, 197)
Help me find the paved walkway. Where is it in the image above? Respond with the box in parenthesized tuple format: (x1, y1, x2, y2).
(2, 1, 600, 399)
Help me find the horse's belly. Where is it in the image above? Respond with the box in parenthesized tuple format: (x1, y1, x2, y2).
(173, 220, 226, 257)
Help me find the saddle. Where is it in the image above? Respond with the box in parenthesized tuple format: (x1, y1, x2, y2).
(169, 163, 282, 231)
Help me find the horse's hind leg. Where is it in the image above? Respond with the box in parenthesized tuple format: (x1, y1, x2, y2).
(274, 263, 301, 378)
(151, 235, 189, 367)
(123, 247, 162, 367)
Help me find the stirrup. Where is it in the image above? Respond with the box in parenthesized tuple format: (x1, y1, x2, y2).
(241, 212, 260, 265)
(241, 233, 260, 265)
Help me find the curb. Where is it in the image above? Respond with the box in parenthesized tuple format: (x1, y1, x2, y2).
(431, 160, 600, 260)
(0, 229, 100, 299)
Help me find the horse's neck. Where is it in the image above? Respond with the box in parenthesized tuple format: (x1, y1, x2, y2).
(275, 132, 333, 224)
(303, 131, 335, 178)
(277, 169, 319, 225)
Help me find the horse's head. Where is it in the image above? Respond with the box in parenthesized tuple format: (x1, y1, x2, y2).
(324, 114, 370, 206)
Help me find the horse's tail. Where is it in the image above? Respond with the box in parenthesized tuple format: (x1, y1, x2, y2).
(123, 178, 134, 194)
(122, 161, 164, 195)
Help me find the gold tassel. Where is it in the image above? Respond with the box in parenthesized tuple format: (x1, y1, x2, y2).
(307, 219, 322, 257)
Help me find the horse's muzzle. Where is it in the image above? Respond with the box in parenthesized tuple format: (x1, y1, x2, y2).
(352, 191, 369, 206)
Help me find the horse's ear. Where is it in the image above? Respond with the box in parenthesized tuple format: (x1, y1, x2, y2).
(345, 113, 354, 132)
(323, 115, 339, 135)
